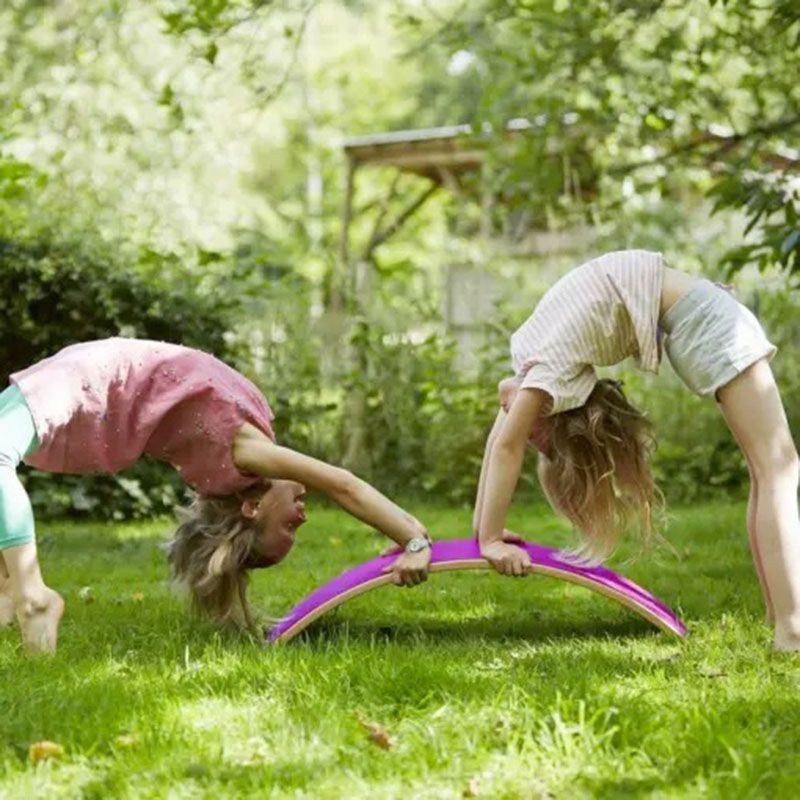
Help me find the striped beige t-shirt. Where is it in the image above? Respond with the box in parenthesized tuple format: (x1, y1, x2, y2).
(510, 249, 665, 415)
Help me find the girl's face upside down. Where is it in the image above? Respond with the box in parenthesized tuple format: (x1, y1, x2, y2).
(242, 479, 307, 567)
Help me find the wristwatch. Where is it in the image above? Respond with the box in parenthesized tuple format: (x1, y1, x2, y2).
(405, 537, 432, 554)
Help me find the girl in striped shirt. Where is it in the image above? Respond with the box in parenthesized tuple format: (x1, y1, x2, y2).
(473, 250, 800, 650)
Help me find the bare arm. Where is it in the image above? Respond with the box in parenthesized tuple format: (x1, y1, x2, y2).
(472, 408, 508, 536)
(477, 389, 548, 575)
(233, 424, 427, 547)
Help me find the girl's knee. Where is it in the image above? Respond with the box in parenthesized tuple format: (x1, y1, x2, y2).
(777, 445, 798, 483)
(750, 443, 799, 485)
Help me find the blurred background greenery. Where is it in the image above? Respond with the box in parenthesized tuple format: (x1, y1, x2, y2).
(1, 0, 797, 520)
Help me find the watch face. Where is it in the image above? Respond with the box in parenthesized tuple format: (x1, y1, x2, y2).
(407, 538, 426, 553)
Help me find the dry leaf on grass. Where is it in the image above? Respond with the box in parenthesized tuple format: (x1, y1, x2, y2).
(113, 734, 140, 748)
(77, 586, 95, 603)
(463, 777, 481, 797)
(29, 741, 64, 764)
(354, 714, 394, 750)
(131, 592, 145, 602)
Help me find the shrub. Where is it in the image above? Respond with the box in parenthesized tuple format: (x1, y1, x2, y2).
(0, 238, 232, 382)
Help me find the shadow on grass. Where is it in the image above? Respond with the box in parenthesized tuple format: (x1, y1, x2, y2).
(290, 612, 661, 646)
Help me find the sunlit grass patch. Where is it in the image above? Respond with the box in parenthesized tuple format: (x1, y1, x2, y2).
(2, 501, 800, 798)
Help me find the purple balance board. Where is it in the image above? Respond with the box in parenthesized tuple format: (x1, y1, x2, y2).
(268, 538, 687, 643)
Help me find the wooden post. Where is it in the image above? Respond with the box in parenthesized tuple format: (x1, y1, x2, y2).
(335, 155, 357, 312)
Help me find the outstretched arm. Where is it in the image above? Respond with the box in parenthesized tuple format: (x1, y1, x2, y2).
(232, 425, 430, 585)
(477, 388, 548, 575)
(473, 408, 507, 536)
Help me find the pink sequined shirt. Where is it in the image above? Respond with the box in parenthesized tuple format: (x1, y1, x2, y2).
(10, 338, 275, 497)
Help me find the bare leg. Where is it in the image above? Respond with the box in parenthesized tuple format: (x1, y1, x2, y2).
(733, 448, 775, 623)
(2, 542, 64, 654)
(0, 554, 12, 626)
(718, 359, 800, 650)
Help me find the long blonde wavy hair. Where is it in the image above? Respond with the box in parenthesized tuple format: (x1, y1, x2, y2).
(536, 379, 661, 561)
(166, 482, 270, 631)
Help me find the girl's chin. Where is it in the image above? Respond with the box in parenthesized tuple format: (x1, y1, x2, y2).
(269, 540, 295, 564)
(285, 524, 302, 544)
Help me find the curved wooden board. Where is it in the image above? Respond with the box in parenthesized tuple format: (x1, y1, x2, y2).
(268, 538, 687, 643)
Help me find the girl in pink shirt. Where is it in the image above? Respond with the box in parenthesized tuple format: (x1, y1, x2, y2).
(474, 251, 800, 651)
(0, 338, 432, 654)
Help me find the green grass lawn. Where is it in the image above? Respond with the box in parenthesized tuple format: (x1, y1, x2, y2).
(2, 500, 799, 799)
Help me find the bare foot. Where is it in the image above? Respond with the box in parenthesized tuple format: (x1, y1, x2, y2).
(16, 589, 65, 654)
(773, 622, 800, 653)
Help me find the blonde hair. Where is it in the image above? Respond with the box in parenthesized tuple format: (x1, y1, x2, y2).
(536, 379, 661, 561)
(166, 483, 269, 631)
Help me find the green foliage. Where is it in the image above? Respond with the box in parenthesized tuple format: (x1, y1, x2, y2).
(417, 0, 800, 276)
(160, 0, 271, 37)
(22, 463, 184, 521)
(0, 237, 233, 383)
(0, 156, 42, 200)
(340, 324, 506, 504)
(710, 169, 800, 279)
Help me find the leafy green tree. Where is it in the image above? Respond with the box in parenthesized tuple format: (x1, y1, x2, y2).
(409, 0, 799, 279)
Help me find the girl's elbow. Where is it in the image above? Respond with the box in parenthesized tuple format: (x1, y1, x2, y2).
(232, 441, 265, 476)
(330, 467, 359, 502)
(494, 435, 523, 459)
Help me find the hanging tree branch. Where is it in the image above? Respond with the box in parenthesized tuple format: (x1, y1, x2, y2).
(364, 171, 402, 254)
(610, 115, 800, 177)
(362, 182, 439, 261)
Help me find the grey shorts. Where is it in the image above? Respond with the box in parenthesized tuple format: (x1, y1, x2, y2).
(662, 279, 777, 398)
